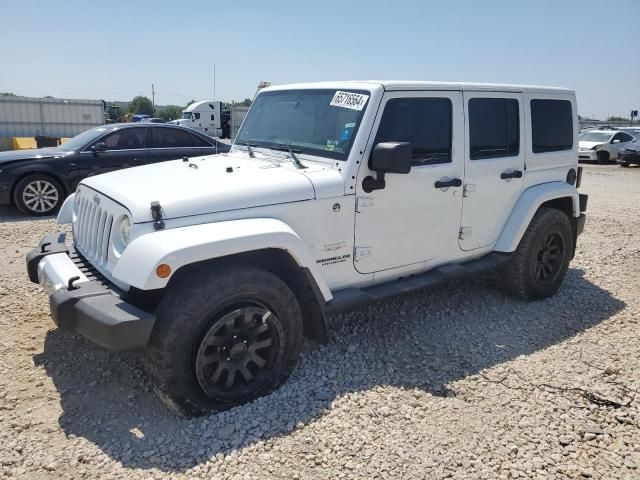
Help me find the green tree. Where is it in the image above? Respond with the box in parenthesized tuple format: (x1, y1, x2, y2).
(186, 99, 197, 107)
(129, 96, 154, 115)
(607, 116, 629, 122)
(158, 105, 183, 120)
(238, 98, 252, 107)
(0, 92, 16, 96)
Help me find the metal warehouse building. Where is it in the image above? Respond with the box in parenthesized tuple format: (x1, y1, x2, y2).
(0, 95, 105, 138)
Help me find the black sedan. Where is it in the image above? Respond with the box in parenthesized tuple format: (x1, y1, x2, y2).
(617, 139, 640, 167)
(0, 123, 230, 215)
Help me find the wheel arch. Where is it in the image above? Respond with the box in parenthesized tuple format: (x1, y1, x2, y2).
(112, 218, 332, 343)
(166, 249, 330, 343)
(495, 182, 579, 253)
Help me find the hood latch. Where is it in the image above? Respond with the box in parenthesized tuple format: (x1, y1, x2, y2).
(150, 201, 165, 230)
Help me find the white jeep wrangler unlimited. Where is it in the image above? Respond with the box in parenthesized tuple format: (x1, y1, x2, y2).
(27, 81, 587, 416)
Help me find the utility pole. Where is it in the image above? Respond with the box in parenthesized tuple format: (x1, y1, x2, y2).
(151, 84, 155, 115)
(213, 64, 216, 101)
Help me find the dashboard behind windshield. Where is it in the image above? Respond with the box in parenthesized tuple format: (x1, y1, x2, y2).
(58, 126, 111, 151)
(235, 89, 370, 161)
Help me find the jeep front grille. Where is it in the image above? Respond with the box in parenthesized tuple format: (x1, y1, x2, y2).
(74, 194, 113, 266)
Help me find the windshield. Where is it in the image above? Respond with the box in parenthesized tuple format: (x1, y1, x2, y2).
(58, 126, 111, 151)
(182, 112, 192, 119)
(235, 89, 370, 161)
(579, 132, 611, 143)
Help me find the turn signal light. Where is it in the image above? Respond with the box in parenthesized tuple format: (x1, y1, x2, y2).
(156, 264, 172, 278)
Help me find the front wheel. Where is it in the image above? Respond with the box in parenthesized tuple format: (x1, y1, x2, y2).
(144, 265, 303, 416)
(500, 207, 573, 301)
(596, 151, 610, 164)
(14, 174, 64, 216)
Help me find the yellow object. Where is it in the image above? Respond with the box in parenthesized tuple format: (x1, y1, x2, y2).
(60, 138, 72, 145)
(11, 137, 38, 150)
(156, 264, 172, 278)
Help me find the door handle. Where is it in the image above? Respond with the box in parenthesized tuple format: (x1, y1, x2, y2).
(500, 170, 523, 179)
(434, 178, 462, 189)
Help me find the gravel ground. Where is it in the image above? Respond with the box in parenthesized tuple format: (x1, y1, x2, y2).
(0, 164, 638, 480)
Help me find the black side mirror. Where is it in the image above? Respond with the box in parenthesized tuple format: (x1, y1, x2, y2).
(91, 142, 107, 153)
(362, 142, 412, 193)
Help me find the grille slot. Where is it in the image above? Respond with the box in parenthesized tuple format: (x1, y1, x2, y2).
(73, 196, 114, 267)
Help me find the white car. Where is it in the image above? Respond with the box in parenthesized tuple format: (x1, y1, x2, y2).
(578, 129, 635, 162)
(27, 81, 587, 416)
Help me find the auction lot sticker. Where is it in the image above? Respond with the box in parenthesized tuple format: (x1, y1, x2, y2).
(330, 91, 369, 111)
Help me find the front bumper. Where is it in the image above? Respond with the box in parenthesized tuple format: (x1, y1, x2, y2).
(617, 152, 640, 165)
(26, 232, 156, 350)
(578, 149, 597, 161)
(577, 193, 588, 237)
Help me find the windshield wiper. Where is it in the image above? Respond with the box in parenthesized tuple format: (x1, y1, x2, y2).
(244, 141, 256, 158)
(269, 144, 307, 169)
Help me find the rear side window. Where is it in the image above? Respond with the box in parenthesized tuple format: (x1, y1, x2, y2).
(531, 99, 573, 153)
(374, 97, 452, 165)
(469, 98, 519, 160)
(99, 128, 146, 150)
(151, 128, 211, 148)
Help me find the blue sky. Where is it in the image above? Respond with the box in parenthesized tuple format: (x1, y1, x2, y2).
(1, 0, 638, 119)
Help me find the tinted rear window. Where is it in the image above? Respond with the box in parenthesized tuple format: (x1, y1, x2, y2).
(531, 99, 573, 153)
(469, 98, 519, 160)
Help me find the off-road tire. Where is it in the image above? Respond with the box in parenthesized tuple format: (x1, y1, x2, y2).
(14, 174, 64, 216)
(144, 264, 303, 416)
(500, 207, 573, 301)
(596, 151, 610, 164)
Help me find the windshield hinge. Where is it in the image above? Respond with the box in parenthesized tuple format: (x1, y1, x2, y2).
(459, 227, 472, 240)
(354, 246, 371, 262)
(150, 201, 165, 230)
(356, 197, 374, 212)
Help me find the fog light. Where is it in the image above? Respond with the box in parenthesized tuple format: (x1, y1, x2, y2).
(156, 264, 172, 278)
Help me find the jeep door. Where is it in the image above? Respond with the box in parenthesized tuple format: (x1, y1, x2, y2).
(354, 91, 465, 273)
(459, 92, 525, 251)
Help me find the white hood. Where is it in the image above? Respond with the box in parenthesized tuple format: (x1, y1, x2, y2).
(81, 151, 334, 222)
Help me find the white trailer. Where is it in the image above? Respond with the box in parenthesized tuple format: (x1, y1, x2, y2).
(173, 100, 224, 137)
(0, 96, 105, 138)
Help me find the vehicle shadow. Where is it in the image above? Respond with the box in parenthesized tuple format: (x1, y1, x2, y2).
(33, 268, 625, 473)
(0, 205, 55, 223)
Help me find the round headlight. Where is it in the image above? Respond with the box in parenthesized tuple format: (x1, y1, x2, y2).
(119, 216, 131, 246)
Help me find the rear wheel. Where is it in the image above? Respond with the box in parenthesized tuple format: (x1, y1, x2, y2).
(500, 207, 573, 301)
(144, 265, 303, 416)
(13, 174, 64, 216)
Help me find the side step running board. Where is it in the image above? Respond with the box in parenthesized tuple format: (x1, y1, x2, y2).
(325, 252, 511, 315)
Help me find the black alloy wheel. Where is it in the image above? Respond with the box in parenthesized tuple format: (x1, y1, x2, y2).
(534, 232, 565, 283)
(195, 304, 281, 399)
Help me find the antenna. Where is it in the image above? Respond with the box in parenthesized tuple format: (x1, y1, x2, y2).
(213, 64, 216, 101)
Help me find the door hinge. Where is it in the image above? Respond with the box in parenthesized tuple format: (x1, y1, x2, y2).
(354, 246, 371, 261)
(463, 184, 476, 197)
(459, 227, 472, 240)
(356, 196, 373, 212)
